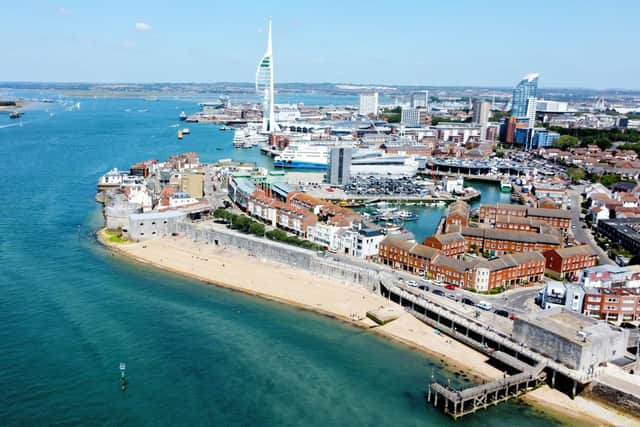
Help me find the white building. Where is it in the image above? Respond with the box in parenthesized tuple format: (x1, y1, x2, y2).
(359, 93, 379, 117)
(169, 192, 199, 208)
(442, 176, 464, 194)
(274, 104, 301, 122)
(124, 184, 152, 212)
(401, 107, 424, 127)
(307, 223, 347, 251)
(340, 226, 385, 259)
(536, 99, 569, 113)
(411, 91, 429, 109)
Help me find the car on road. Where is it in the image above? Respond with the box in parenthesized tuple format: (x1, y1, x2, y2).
(461, 297, 475, 306)
(418, 285, 429, 291)
(494, 309, 510, 318)
(407, 280, 418, 287)
(444, 284, 456, 290)
(432, 289, 445, 297)
(476, 301, 493, 311)
(446, 293, 458, 301)
(620, 322, 638, 329)
(571, 224, 576, 229)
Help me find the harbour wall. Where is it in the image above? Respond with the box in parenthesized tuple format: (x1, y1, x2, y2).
(177, 221, 386, 292)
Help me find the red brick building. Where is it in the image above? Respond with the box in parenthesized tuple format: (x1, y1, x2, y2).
(479, 203, 527, 224)
(423, 232, 466, 257)
(583, 288, 640, 322)
(378, 236, 439, 274)
(427, 252, 545, 292)
(461, 227, 561, 256)
(543, 245, 599, 280)
(494, 216, 546, 233)
(444, 201, 470, 231)
(526, 207, 572, 230)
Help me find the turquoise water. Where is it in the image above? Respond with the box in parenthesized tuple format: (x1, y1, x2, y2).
(0, 96, 563, 425)
(395, 181, 511, 241)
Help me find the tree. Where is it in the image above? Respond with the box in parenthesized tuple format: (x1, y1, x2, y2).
(567, 167, 586, 183)
(249, 222, 265, 236)
(553, 135, 579, 150)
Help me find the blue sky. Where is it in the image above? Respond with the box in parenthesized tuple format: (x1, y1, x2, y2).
(2, 0, 639, 89)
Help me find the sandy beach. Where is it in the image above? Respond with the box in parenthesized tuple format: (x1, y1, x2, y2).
(99, 231, 639, 426)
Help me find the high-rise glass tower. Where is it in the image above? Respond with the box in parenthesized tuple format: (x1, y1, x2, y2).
(511, 73, 539, 117)
(256, 18, 275, 132)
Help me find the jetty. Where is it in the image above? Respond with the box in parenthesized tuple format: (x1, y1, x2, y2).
(427, 363, 547, 419)
(379, 282, 605, 419)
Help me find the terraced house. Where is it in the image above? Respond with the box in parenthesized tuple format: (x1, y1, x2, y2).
(460, 227, 561, 256)
(378, 236, 439, 274)
(543, 245, 599, 280)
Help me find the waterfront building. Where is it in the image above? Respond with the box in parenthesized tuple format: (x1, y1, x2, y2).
(543, 245, 599, 280)
(479, 203, 527, 224)
(512, 308, 629, 371)
(444, 201, 470, 231)
(126, 210, 186, 241)
(256, 18, 276, 132)
(494, 216, 547, 233)
(326, 146, 352, 186)
(423, 233, 466, 257)
(378, 236, 439, 274)
(479, 203, 571, 231)
(472, 100, 491, 125)
(359, 93, 379, 117)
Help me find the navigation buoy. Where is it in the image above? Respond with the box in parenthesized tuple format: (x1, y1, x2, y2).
(120, 362, 127, 392)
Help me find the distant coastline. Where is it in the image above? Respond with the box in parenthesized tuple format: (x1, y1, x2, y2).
(0, 100, 26, 111)
(97, 229, 639, 427)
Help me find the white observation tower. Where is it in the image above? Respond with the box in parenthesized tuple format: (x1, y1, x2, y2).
(256, 18, 276, 132)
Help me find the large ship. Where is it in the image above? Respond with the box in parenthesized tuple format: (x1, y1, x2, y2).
(233, 127, 268, 148)
(273, 144, 329, 169)
(500, 177, 512, 193)
(350, 151, 420, 176)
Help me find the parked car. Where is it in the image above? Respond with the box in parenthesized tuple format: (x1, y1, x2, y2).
(444, 284, 456, 290)
(418, 285, 429, 292)
(461, 297, 475, 306)
(407, 280, 418, 287)
(432, 289, 445, 297)
(620, 322, 638, 329)
(494, 309, 509, 318)
(446, 293, 458, 301)
(476, 301, 493, 311)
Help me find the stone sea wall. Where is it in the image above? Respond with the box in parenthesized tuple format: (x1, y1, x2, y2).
(177, 221, 387, 292)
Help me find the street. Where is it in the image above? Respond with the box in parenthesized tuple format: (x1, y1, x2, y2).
(568, 189, 614, 265)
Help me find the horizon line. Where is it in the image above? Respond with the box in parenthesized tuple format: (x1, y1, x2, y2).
(1, 80, 638, 93)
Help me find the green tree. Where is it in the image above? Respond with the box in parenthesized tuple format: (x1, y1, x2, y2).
(249, 222, 265, 236)
(553, 135, 579, 150)
(567, 167, 586, 183)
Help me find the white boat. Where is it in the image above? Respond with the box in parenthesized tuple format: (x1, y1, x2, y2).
(273, 144, 329, 169)
(181, 128, 190, 134)
(179, 111, 187, 121)
(233, 127, 268, 148)
(501, 177, 512, 193)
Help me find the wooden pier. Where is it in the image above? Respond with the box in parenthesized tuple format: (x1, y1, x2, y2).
(427, 365, 547, 419)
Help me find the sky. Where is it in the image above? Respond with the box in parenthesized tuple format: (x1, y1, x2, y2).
(2, 0, 639, 89)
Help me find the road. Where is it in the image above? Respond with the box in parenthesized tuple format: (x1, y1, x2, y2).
(568, 189, 614, 265)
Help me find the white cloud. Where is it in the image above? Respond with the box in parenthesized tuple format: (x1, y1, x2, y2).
(135, 22, 152, 31)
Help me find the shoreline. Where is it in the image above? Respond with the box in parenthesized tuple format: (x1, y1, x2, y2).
(97, 229, 638, 427)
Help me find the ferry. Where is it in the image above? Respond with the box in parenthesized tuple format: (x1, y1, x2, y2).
(9, 111, 23, 119)
(500, 177, 512, 193)
(179, 111, 187, 121)
(181, 128, 190, 135)
(273, 144, 329, 169)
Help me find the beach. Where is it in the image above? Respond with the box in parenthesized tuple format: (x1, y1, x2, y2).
(99, 231, 639, 427)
